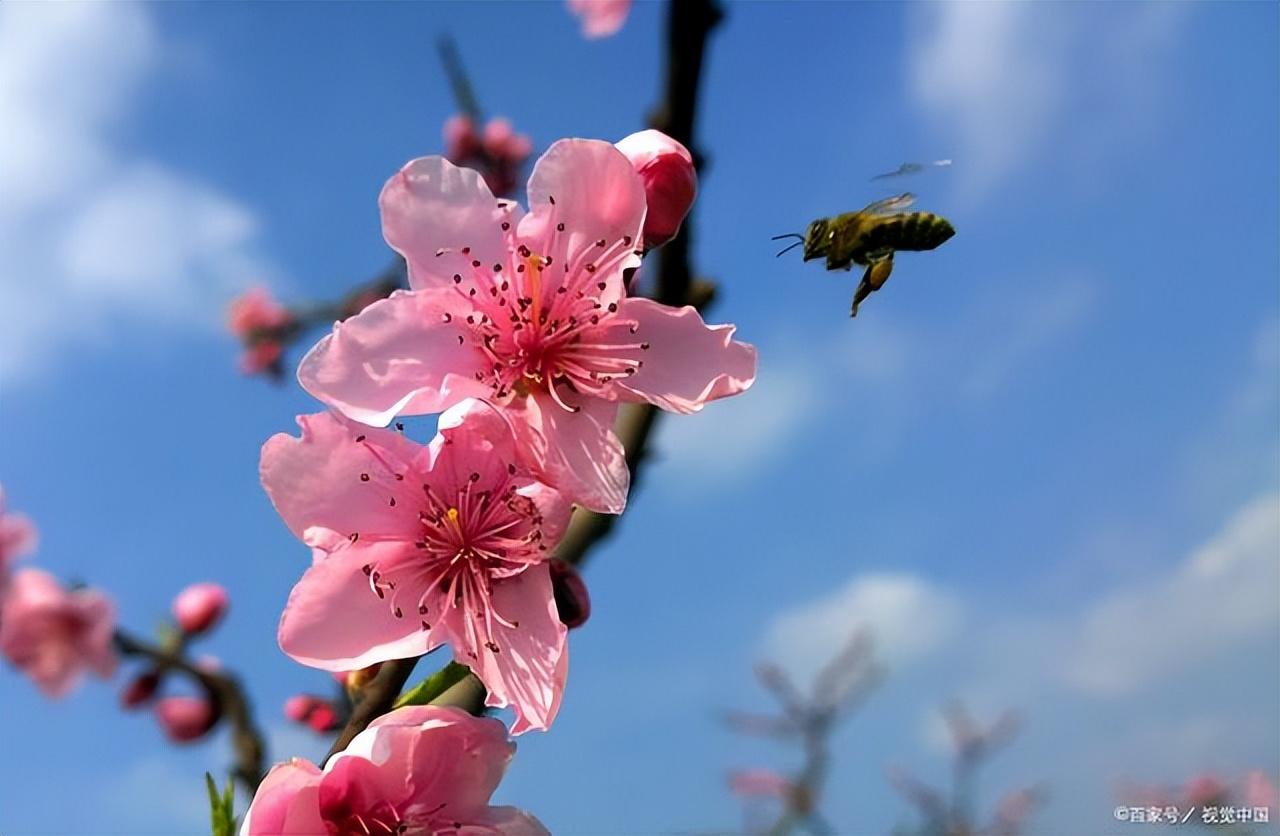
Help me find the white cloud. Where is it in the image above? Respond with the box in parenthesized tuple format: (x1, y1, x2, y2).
(763, 572, 963, 685)
(908, 3, 1191, 202)
(1063, 492, 1280, 696)
(657, 352, 819, 484)
(0, 2, 275, 385)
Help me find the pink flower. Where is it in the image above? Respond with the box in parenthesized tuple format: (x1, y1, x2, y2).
(729, 769, 794, 799)
(483, 118, 534, 166)
(1184, 773, 1227, 806)
(1244, 771, 1278, 812)
(0, 487, 37, 586)
(284, 694, 319, 723)
(297, 140, 757, 513)
(615, 129, 697, 250)
(0, 569, 116, 697)
(444, 115, 481, 162)
(241, 705, 547, 836)
(567, 0, 631, 39)
(172, 581, 229, 635)
(307, 702, 341, 733)
(155, 695, 219, 742)
(228, 287, 294, 375)
(261, 401, 573, 733)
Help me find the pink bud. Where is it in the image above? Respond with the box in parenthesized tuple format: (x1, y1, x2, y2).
(172, 582, 229, 635)
(154, 695, 218, 743)
(1185, 774, 1227, 806)
(120, 670, 161, 709)
(614, 129, 697, 250)
(306, 702, 340, 733)
(443, 114, 479, 162)
(284, 694, 319, 723)
(549, 560, 591, 629)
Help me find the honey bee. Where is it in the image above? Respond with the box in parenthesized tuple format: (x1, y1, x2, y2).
(773, 193, 955, 317)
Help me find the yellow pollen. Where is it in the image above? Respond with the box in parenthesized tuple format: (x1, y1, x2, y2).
(525, 253, 544, 324)
(446, 507, 459, 521)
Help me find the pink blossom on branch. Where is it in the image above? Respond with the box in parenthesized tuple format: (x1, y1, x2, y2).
(241, 705, 547, 836)
(0, 569, 116, 697)
(154, 695, 218, 743)
(227, 287, 294, 375)
(444, 115, 533, 198)
(261, 401, 573, 733)
(615, 129, 697, 250)
(172, 581, 229, 635)
(568, 0, 631, 39)
(298, 139, 757, 513)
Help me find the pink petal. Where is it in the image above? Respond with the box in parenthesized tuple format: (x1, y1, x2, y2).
(278, 541, 440, 671)
(522, 139, 645, 296)
(380, 156, 522, 290)
(241, 759, 326, 836)
(447, 563, 567, 735)
(358, 706, 515, 815)
(260, 411, 426, 541)
(506, 391, 629, 514)
(319, 753, 415, 826)
(75, 588, 119, 679)
(567, 0, 631, 39)
(297, 290, 490, 427)
(612, 297, 757, 413)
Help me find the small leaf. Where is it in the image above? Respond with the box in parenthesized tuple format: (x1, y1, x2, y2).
(393, 661, 471, 708)
(205, 772, 236, 836)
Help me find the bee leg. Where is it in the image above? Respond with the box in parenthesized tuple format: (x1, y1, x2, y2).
(850, 278, 873, 318)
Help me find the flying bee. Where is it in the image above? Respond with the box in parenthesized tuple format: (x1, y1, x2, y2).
(773, 193, 955, 317)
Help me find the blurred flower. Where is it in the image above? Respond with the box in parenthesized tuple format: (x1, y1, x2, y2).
(443, 114, 532, 197)
(1185, 773, 1228, 807)
(241, 706, 547, 836)
(615, 129, 697, 250)
(0, 569, 116, 697)
(120, 669, 161, 709)
(0, 487, 37, 593)
(729, 769, 794, 799)
(154, 695, 218, 743)
(549, 559, 591, 628)
(306, 701, 340, 733)
(284, 694, 319, 723)
(227, 287, 294, 376)
(298, 140, 757, 513)
(1244, 771, 1278, 813)
(261, 402, 573, 734)
(171, 582, 229, 636)
(567, 0, 630, 39)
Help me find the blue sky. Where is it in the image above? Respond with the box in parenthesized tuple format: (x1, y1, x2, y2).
(0, 2, 1276, 834)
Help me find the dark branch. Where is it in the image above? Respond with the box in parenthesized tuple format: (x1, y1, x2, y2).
(114, 629, 266, 793)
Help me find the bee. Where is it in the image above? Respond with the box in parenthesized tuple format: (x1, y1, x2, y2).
(773, 193, 955, 317)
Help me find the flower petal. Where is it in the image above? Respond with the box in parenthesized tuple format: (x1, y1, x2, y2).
(507, 391, 629, 514)
(278, 540, 440, 671)
(447, 563, 567, 735)
(298, 290, 490, 427)
(240, 759, 325, 836)
(381, 156, 522, 290)
(612, 297, 757, 413)
(260, 412, 426, 542)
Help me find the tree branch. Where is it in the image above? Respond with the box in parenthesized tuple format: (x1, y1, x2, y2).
(114, 629, 266, 793)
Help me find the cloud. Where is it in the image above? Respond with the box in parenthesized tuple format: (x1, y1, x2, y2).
(908, 3, 1191, 202)
(0, 2, 275, 385)
(763, 572, 963, 685)
(1063, 492, 1280, 696)
(656, 351, 819, 485)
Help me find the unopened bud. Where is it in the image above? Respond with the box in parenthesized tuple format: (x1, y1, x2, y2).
(154, 695, 218, 743)
(120, 670, 161, 709)
(615, 129, 697, 250)
(172, 582, 229, 636)
(549, 560, 591, 629)
(306, 702, 340, 733)
(284, 694, 318, 723)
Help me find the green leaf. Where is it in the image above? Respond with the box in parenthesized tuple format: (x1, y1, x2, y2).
(205, 772, 236, 836)
(393, 661, 471, 708)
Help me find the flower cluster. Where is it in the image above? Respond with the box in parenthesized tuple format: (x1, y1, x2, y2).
(246, 132, 754, 821)
(228, 287, 296, 377)
(444, 115, 534, 198)
(0, 487, 117, 698)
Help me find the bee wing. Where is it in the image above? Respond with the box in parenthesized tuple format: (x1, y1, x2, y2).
(863, 192, 916, 215)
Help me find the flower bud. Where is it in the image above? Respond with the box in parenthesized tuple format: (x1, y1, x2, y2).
(154, 695, 218, 743)
(615, 129, 697, 250)
(443, 114, 480, 162)
(306, 702, 340, 733)
(284, 694, 318, 723)
(549, 560, 591, 629)
(120, 670, 161, 709)
(172, 582, 229, 636)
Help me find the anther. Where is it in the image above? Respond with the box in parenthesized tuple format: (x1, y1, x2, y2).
(360, 473, 370, 482)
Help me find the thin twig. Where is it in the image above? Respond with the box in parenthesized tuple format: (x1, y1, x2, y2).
(114, 629, 266, 793)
